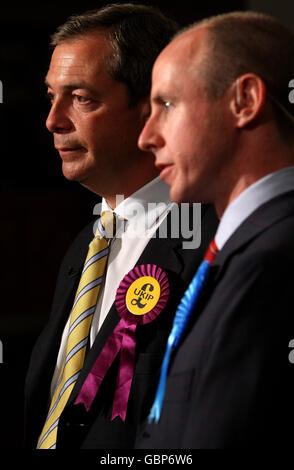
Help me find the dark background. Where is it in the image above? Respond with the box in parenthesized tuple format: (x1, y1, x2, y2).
(0, 0, 292, 450)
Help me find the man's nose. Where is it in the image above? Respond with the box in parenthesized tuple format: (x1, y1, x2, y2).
(46, 98, 73, 134)
(138, 116, 165, 153)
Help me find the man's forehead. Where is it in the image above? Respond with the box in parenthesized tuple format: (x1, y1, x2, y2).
(46, 35, 111, 86)
(155, 25, 207, 73)
(152, 26, 207, 85)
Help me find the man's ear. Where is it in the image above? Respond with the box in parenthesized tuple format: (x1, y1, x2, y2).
(230, 74, 266, 128)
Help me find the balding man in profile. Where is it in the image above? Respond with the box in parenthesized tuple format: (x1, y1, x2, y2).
(138, 11, 294, 448)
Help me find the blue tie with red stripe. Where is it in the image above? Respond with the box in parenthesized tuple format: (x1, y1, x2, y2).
(148, 239, 219, 423)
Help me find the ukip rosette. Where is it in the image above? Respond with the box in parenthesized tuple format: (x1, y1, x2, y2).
(74, 264, 170, 421)
(116, 263, 170, 321)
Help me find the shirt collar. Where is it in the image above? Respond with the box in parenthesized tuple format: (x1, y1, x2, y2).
(215, 165, 294, 250)
(101, 176, 173, 231)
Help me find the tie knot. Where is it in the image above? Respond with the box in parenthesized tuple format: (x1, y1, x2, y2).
(204, 238, 219, 264)
(96, 211, 117, 240)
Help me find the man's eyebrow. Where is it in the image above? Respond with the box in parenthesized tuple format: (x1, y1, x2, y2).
(44, 79, 93, 93)
(152, 94, 175, 106)
(152, 94, 168, 104)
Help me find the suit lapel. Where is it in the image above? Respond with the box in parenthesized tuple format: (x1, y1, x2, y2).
(213, 190, 294, 279)
(34, 221, 95, 382)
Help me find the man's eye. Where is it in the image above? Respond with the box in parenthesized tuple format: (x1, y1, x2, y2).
(73, 94, 91, 104)
(163, 101, 172, 111)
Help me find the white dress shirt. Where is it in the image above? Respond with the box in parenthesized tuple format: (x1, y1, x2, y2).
(50, 177, 173, 396)
(215, 166, 294, 250)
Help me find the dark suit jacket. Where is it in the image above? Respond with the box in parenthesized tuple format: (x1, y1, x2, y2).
(24, 204, 218, 449)
(136, 191, 294, 449)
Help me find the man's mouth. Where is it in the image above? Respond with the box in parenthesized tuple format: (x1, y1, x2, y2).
(155, 161, 174, 180)
(55, 146, 84, 151)
(55, 146, 86, 158)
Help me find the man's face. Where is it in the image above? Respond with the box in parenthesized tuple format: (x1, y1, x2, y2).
(46, 34, 156, 199)
(138, 28, 233, 206)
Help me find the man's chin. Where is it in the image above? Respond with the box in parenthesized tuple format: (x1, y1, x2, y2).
(170, 185, 196, 205)
(61, 162, 87, 183)
(169, 185, 186, 204)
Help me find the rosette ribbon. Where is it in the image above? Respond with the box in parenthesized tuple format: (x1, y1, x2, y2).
(74, 264, 170, 421)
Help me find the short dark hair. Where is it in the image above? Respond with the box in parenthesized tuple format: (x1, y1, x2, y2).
(182, 11, 294, 141)
(51, 3, 178, 105)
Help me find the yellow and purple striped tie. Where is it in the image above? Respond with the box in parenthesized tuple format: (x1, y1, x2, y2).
(37, 211, 116, 449)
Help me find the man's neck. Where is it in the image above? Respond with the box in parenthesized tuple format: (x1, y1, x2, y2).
(215, 132, 294, 218)
(104, 176, 160, 209)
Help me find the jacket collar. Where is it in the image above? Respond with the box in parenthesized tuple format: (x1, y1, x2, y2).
(213, 190, 294, 279)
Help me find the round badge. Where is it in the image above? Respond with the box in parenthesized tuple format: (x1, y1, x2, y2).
(115, 264, 170, 325)
(125, 276, 161, 315)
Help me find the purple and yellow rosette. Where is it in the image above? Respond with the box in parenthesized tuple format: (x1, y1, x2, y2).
(74, 264, 170, 421)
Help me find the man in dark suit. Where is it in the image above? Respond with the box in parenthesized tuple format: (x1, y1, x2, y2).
(24, 4, 218, 449)
(138, 11, 294, 447)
